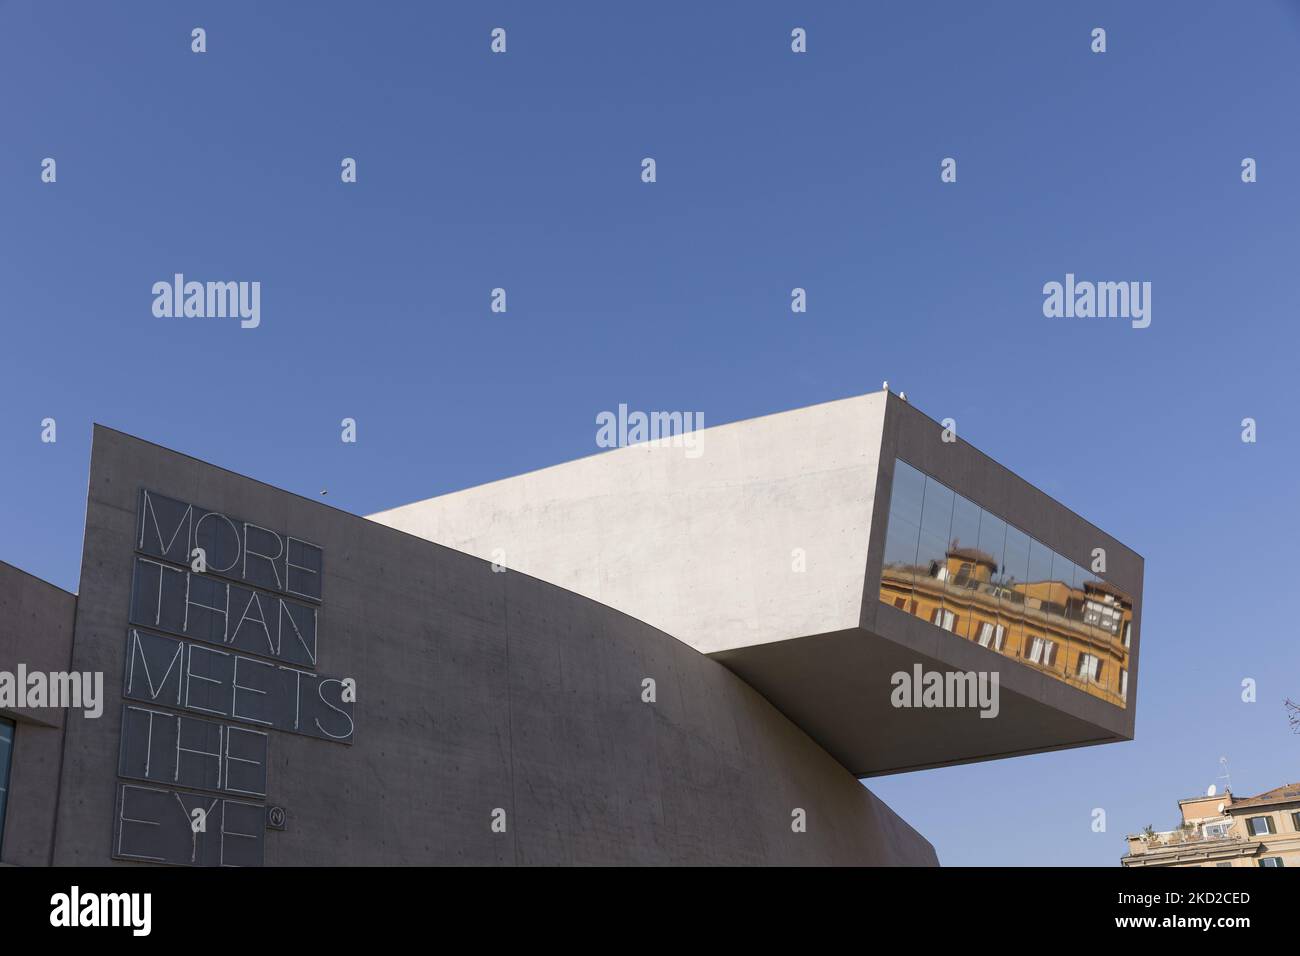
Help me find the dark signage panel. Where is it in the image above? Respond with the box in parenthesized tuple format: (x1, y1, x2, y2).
(129, 555, 319, 667)
(114, 489, 347, 866)
(137, 489, 323, 602)
(114, 783, 265, 867)
(122, 628, 355, 744)
(118, 704, 269, 797)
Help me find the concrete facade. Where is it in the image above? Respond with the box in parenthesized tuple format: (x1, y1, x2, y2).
(0, 561, 77, 866)
(2, 426, 937, 866)
(1, 391, 1146, 865)
(372, 391, 1143, 776)
(371, 392, 887, 657)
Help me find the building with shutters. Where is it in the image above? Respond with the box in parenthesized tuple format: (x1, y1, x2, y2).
(1122, 784, 1300, 867)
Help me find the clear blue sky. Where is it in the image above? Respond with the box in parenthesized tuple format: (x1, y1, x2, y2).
(2, 1, 1297, 866)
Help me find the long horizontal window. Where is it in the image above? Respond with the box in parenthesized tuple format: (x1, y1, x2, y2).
(879, 459, 1133, 708)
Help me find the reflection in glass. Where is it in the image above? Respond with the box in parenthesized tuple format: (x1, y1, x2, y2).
(976, 512, 1007, 612)
(879, 461, 927, 615)
(916, 478, 956, 633)
(1048, 551, 1075, 679)
(878, 458, 1133, 709)
(949, 494, 982, 558)
(918, 479, 955, 542)
(1001, 527, 1030, 589)
(880, 511, 920, 612)
(946, 494, 982, 639)
(1025, 540, 1054, 619)
(891, 461, 927, 524)
(1071, 562, 1105, 695)
(1049, 552, 1074, 622)
(991, 524, 1023, 663)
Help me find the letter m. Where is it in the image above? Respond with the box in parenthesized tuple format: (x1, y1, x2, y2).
(206, 281, 239, 318)
(649, 411, 683, 442)
(125, 630, 184, 705)
(1097, 282, 1129, 318)
(101, 894, 131, 927)
(139, 490, 192, 562)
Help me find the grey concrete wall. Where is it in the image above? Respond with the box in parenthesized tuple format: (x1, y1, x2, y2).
(370, 392, 887, 655)
(49, 426, 936, 866)
(0, 561, 77, 866)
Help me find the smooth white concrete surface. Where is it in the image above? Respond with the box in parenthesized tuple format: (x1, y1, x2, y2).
(370, 393, 887, 655)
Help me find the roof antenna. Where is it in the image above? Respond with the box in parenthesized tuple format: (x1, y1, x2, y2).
(1217, 756, 1232, 795)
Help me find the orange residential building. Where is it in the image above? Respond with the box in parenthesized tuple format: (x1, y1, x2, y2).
(1121, 784, 1300, 867)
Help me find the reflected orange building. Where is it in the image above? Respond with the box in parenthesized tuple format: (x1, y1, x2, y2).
(880, 545, 1132, 707)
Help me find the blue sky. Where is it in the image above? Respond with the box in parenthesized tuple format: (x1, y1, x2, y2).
(3, 1, 1298, 865)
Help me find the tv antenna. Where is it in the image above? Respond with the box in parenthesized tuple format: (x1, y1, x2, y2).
(1216, 756, 1232, 795)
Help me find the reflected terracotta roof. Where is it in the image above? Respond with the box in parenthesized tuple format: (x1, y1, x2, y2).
(947, 546, 997, 566)
(1084, 578, 1130, 601)
(1226, 784, 1300, 811)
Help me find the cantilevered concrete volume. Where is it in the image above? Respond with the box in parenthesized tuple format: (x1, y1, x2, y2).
(372, 390, 1143, 778)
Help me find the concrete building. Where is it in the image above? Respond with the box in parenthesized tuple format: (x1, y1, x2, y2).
(0, 391, 1143, 865)
(372, 391, 1142, 776)
(1122, 784, 1300, 867)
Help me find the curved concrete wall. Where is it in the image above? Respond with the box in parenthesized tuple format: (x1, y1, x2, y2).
(42, 427, 935, 866)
